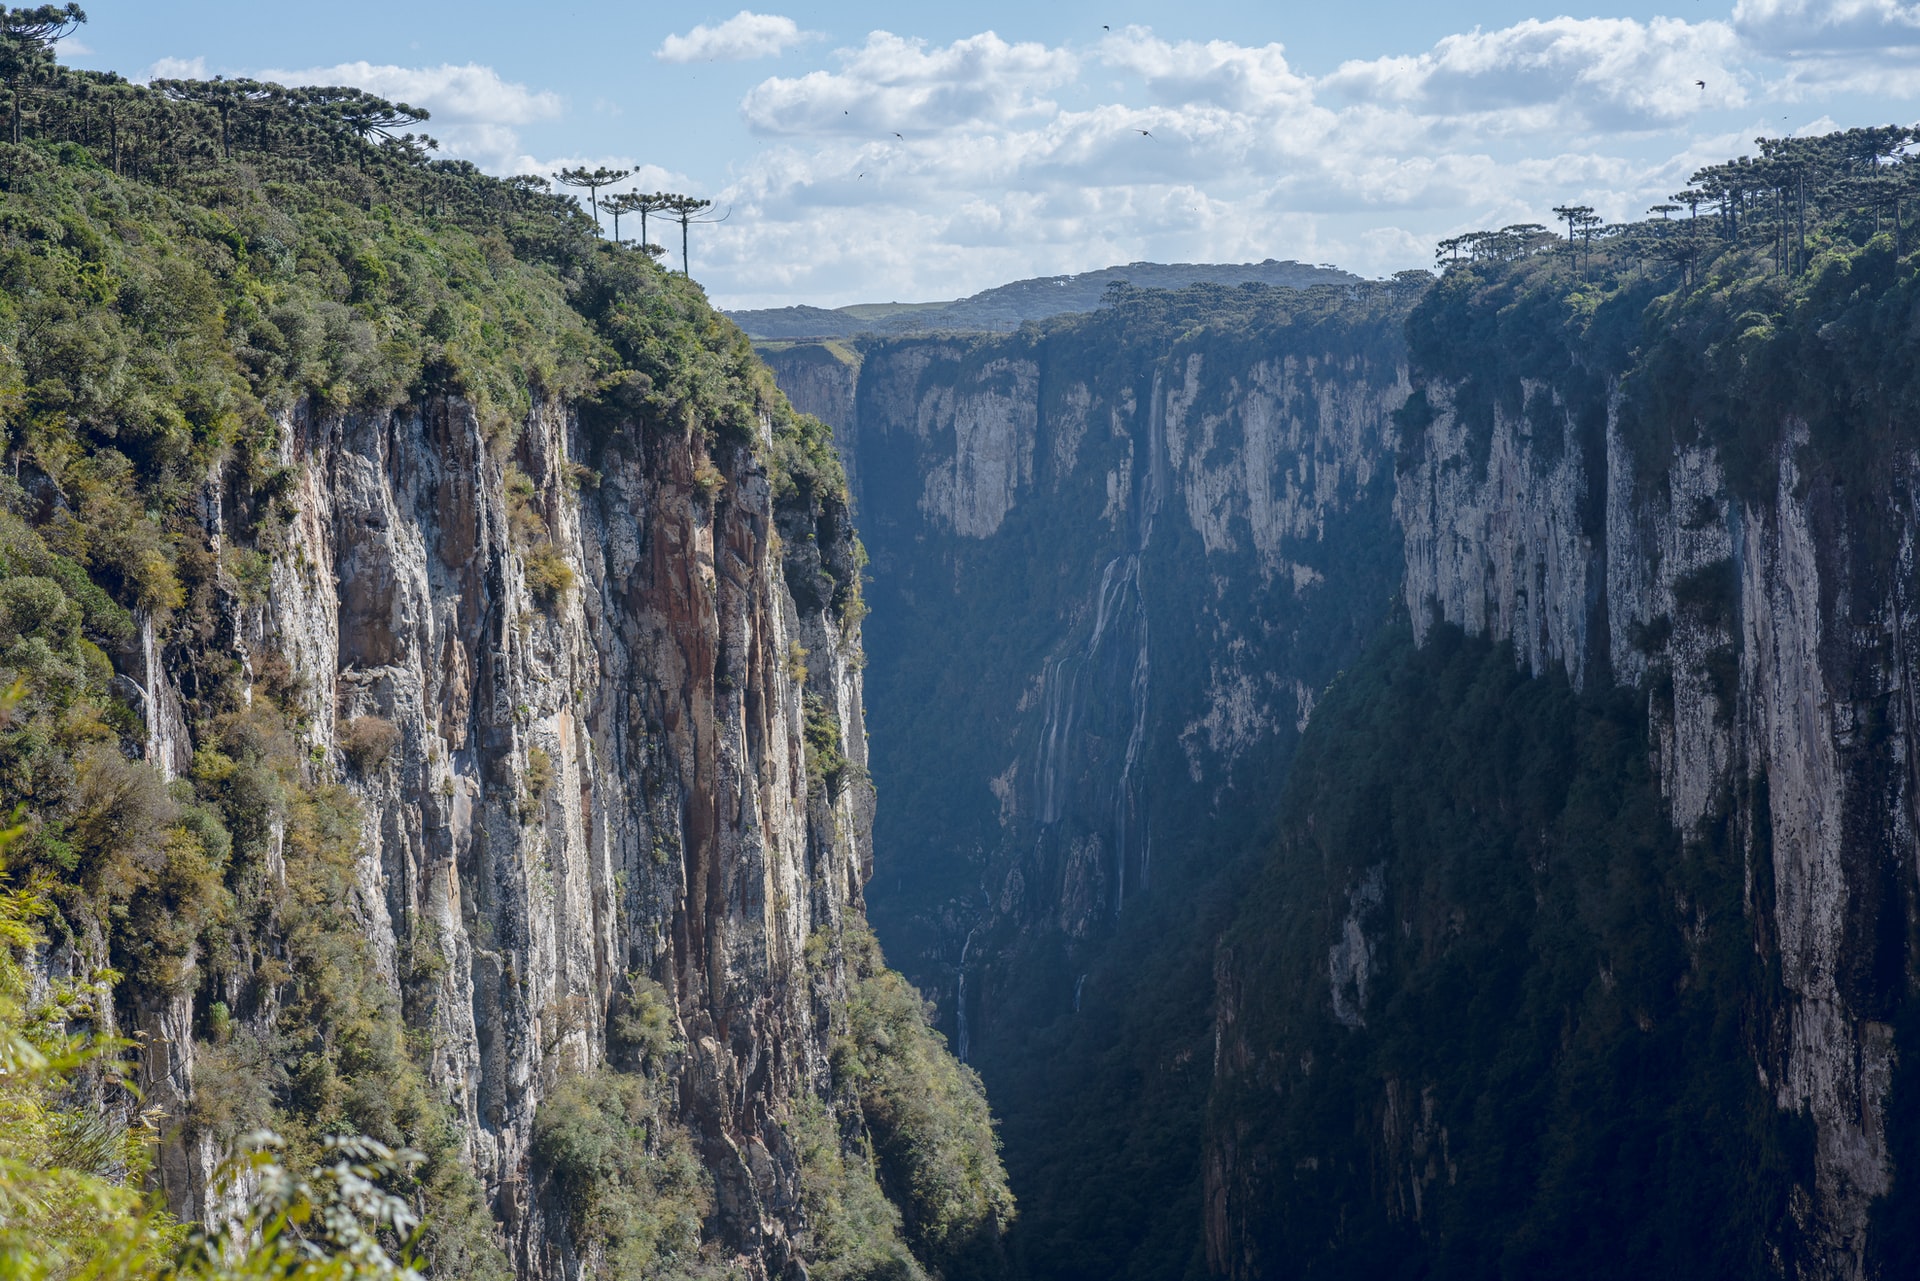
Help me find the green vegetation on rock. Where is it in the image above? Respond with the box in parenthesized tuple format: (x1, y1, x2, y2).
(1213, 623, 1804, 1278)
(1411, 126, 1920, 506)
(0, 814, 441, 1281)
(788, 925, 1011, 1281)
(531, 1068, 715, 1280)
(0, 29, 906, 1280)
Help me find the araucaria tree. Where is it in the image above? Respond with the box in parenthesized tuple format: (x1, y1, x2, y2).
(553, 164, 631, 232)
(0, 3, 84, 144)
(602, 189, 654, 244)
(151, 75, 278, 159)
(664, 194, 719, 275)
(634, 191, 675, 252)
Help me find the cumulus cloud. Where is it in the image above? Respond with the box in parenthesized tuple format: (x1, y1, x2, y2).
(1733, 0, 1920, 92)
(1734, 0, 1920, 54)
(1322, 18, 1748, 130)
(742, 31, 1077, 135)
(144, 55, 207, 81)
(253, 61, 563, 171)
(706, 18, 1757, 304)
(1098, 30, 1314, 115)
(635, 17, 1914, 306)
(657, 11, 811, 63)
(259, 61, 562, 123)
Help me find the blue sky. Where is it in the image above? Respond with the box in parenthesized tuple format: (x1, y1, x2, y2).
(63, 1, 1920, 307)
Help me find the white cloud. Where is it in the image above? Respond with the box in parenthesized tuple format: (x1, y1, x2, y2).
(1733, 0, 1920, 93)
(1322, 18, 1749, 130)
(258, 61, 562, 124)
(657, 11, 811, 64)
(1097, 30, 1314, 116)
(742, 31, 1078, 135)
(144, 55, 207, 82)
(687, 14, 1920, 308)
(1734, 0, 1920, 54)
(253, 61, 564, 171)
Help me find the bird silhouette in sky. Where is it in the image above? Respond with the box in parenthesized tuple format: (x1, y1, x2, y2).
(1137, 129, 1154, 138)
(1695, 79, 1706, 89)
(894, 132, 903, 138)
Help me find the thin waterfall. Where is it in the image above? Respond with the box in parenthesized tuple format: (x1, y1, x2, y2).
(1115, 371, 1164, 911)
(956, 921, 980, 1062)
(1037, 655, 1081, 824)
(1030, 369, 1164, 920)
(1113, 592, 1149, 917)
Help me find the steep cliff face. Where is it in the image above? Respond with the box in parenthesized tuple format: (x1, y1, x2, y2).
(125, 389, 875, 1277)
(1203, 622, 1802, 1280)
(1205, 238, 1919, 1278)
(781, 222, 1918, 1275)
(764, 281, 1421, 1277)
(759, 344, 863, 500)
(298, 395, 872, 1274)
(773, 285, 1415, 1005)
(1395, 261, 1920, 1275)
(1396, 386, 1905, 1276)
(0, 88, 1006, 1281)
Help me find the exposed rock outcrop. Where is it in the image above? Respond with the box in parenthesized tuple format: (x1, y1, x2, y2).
(761, 283, 1418, 1276)
(1395, 383, 1910, 1277)
(145, 392, 874, 1279)
(771, 291, 1412, 1024)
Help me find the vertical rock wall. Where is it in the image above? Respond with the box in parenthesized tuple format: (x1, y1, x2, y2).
(143, 392, 872, 1279)
(1397, 385, 1914, 1277)
(768, 308, 1410, 1042)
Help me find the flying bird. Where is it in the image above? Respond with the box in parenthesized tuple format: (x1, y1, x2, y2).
(895, 132, 903, 138)
(1695, 79, 1706, 89)
(1137, 129, 1154, 138)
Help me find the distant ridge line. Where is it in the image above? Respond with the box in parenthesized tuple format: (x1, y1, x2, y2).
(729, 258, 1359, 341)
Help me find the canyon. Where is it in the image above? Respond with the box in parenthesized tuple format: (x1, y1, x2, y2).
(3, 57, 1916, 1281)
(757, 231, 1920, 1277)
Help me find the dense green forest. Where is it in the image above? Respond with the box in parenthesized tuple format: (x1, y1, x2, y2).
(1212, 623, 1804, 1278)
(1412, 124, 1920, 508)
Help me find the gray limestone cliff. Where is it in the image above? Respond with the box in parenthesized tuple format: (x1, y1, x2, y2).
(761, 282, 1421, 1274)
(132, 390, 876, 1279)
(1393, 380, 1910, 1277)
(768, 288, 1414, 1009)
(1198, 254, 1919, 1280)
(771, 267, 1918, 1279)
